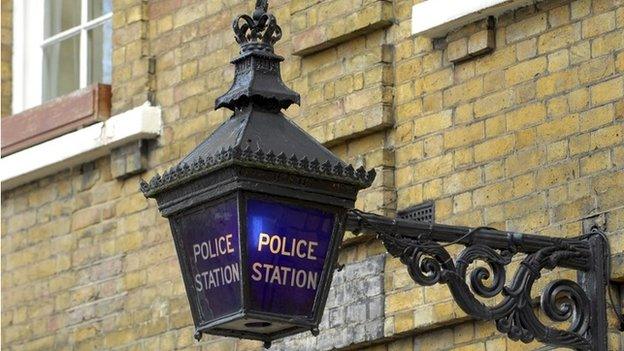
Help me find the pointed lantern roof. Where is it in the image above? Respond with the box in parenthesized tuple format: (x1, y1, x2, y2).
(141, 0, 375, 198)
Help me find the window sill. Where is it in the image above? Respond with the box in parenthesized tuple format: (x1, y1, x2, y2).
(0, 102, 162, 191)
(411, 0, 538, 37)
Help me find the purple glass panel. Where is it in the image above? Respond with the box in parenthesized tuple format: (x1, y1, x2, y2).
(246, 198, 335, 317)
(178, 198, 241, 323)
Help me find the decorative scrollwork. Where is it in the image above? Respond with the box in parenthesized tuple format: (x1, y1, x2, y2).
(233, 0, 282, 49)
(541, 279, 589, 334)
(404, 243, 454, 286)
(494, 244, 592, 349)
(377, 233, 454, 286)
(376, 230, 593, 350)
(456, 245, 513, 298)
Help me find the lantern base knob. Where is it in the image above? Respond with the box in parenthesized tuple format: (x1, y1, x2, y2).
(311, 327, 320, 336)
(263, 341, 272, 349)
(194, 331, 202, 341)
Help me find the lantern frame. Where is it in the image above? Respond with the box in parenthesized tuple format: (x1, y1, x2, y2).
(167, 190, 349, 343)
(143, 151, 373, 344)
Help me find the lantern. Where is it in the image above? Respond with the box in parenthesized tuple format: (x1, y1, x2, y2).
(140, 0, 375, 346)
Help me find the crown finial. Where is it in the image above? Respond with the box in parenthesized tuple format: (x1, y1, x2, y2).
(233, 0, 282, 52)
(216, 0, 299, 111)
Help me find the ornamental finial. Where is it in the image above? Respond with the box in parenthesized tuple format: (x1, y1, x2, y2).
(233, 0, 282, 51)
(216, 0, 299, 110)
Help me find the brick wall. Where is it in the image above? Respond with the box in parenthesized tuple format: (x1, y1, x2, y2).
(111, 0, 152, 115)
(1, 0, 12, 117)
(1, 0, 623, 350)
(387, 1, 624, 350)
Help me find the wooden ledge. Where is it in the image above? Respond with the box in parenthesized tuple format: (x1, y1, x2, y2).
(1, 84, 111, 156)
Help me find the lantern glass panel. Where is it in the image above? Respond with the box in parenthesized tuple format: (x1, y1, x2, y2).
(246, 198, 336, 317)
(176, 198, 242, 323)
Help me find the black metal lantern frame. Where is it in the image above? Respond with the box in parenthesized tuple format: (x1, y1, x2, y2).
(141, 0, 375, 345)
(166, 192, 349, 342)
(141, 87, 375, 344)
(141, 1, 620, 350)
(142, 115, 375, 345)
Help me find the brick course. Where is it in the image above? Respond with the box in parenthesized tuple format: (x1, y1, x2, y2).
(2, 0, 624, 350)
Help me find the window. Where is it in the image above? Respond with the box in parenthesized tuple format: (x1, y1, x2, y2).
(13, 0, 112, 113)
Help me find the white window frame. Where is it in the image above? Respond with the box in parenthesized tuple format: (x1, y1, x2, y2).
(12, 0, 112, 114)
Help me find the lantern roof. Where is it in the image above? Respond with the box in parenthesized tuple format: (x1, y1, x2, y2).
(140, 0, 375, 198)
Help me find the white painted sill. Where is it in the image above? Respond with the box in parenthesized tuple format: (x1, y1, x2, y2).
(412, 0, 540, 37)
(1, 102, 162, 191)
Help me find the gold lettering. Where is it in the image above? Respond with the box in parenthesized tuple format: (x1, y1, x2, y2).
(256, 234, 320, 260)
(258, 233, 270, 251)
(296, 240, 306, 258)
(218, 236, 226, 254)
(251, 262, 262, 281)
(308, 241, 318, 261)
(226, 234, 234, 253)
(250, 262, 319, 290)
(269, 235, 280, 254)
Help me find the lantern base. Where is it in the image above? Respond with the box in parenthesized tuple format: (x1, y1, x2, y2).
(194, 312, 321, 347)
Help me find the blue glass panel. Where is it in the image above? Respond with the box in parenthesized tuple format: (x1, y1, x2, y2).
(178, 199, 241, 322)
(246, 198, 335, 317)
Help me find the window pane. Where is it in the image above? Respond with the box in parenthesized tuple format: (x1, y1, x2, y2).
(44, 0, 81, 38)
(88, 20, 112, 85)
(43, 35, 80, 101)
(90, 0, 112, 20)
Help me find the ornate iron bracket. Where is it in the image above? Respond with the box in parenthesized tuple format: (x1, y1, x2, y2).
(346, 210, 609, 350)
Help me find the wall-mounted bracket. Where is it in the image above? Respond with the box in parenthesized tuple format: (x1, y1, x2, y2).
(346, 210, 609, 350)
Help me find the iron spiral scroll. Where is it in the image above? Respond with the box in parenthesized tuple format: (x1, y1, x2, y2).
(347, 210, 599, 350)
(382, 233, 592, 349)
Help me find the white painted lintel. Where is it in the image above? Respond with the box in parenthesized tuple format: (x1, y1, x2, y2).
(1, 103, 162, 191)
(412, 0, 540, 38)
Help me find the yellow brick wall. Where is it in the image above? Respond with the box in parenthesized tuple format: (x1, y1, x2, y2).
(1, 0, 11, 117)
(1, 0, 623, 350)
(386, 1, 624, 350)
(111, 0, 152, 115)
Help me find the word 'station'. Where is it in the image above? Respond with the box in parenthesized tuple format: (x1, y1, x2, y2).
(251, 233, 320, 290)
(192, 234, 240, 292)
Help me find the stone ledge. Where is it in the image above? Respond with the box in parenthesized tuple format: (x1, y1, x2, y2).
(0, 102, 162, 191)
(309, 102, 394, 147)
(412, 0, 541, 38)
(291, 0, 393, 56)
